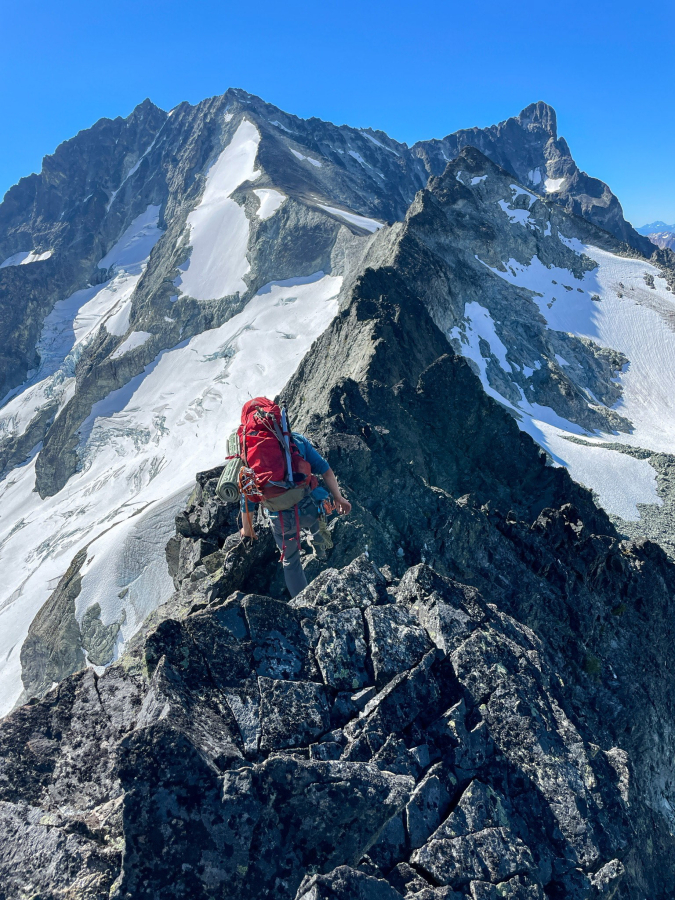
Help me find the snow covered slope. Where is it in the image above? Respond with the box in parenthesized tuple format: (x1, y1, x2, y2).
(0, 267, 339, 714)
(470, 243, 675, 520)
(374, 148, 675, 534)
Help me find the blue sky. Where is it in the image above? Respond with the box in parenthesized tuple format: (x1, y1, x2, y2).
(1, 0, 673, 226)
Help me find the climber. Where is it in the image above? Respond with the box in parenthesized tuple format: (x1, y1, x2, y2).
(236, 397, 351, 598)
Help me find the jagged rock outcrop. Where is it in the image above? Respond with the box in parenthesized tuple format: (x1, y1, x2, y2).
(0, 547, 650, 900)
(411, 101, 653, 256)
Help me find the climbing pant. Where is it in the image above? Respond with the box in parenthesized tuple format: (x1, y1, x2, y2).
(270, 496, 327, 598)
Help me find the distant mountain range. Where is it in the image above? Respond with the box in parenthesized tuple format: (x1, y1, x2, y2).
(637, 220, 675, 235)
(637, 221, 675, 251)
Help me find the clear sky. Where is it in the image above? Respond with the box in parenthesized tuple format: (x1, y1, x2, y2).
(1, 0, 673, 227)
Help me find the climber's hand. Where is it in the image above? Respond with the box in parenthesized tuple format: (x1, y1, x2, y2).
(333, 494, 352, 515)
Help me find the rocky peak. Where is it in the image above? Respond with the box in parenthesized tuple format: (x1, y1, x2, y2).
(411, 102, 653, 255)
(515, 100, 557, 135)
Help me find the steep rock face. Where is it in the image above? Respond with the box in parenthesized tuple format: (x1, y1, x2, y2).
(412, 102, 654, 255)
(0, 99, 167, 400)
(277, 241, 675, 895)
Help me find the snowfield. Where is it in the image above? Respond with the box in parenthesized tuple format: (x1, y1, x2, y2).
(454, 238, 675, 520)
(175, 119, 261, 301)
(0, 114, 344, 713)
(0, 249, 53, 268)
(0, 270, 340, 714)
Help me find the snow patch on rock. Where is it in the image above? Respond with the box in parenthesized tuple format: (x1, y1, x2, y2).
(497, 199, 535, 228)
(0, 250, 53, 268)
(450, 302, 513, 375)
(110, 331, 153, 359)
(290, 148, 322, 167)
(319, 204, 384, 233)
(176, 120, 261, 301)
(253, 188, 286, 220)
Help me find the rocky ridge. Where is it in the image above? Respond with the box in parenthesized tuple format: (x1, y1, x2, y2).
(5, 178, 675, 895)
(0, 501, 661, 900)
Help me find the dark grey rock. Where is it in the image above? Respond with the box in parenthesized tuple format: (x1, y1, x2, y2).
(245, 594, 319, 681)
(315, 606, 369, 691)
(345, 649, 447, 748)
(292, 555, 389, 612)
(0, 798, 121, 900)
(352, 686, 377, 710)
(405, 762, 455, 850)
(397, 566, 486, 654)
(259, 677, 331, 751)
(248, 757, 413, 900)
(387, 861, 432, 896)
(365, 604, 433, 688)
(468, 877, 544, 899)
(412, 824, 536, 888)
(80, 601, 126, 666)
(296, 865, 405, 900)
(372, 734, 421, 779)
(309, 740, 343, 761)
(367, 812, 407, 872)
(589, 859, 625, 898)
(411, 100, 653, 255)
(15, 548, 87, 707)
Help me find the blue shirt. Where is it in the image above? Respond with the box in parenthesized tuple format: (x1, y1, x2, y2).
(240, 432, 330, 515)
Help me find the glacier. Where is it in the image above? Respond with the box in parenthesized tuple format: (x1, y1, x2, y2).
(459, 239, 675, 520)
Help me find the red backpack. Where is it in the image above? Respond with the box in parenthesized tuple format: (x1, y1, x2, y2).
(238, 397, 317, 505)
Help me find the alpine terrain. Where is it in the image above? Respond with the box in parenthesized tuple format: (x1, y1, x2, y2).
(2, 90, 675, 900)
